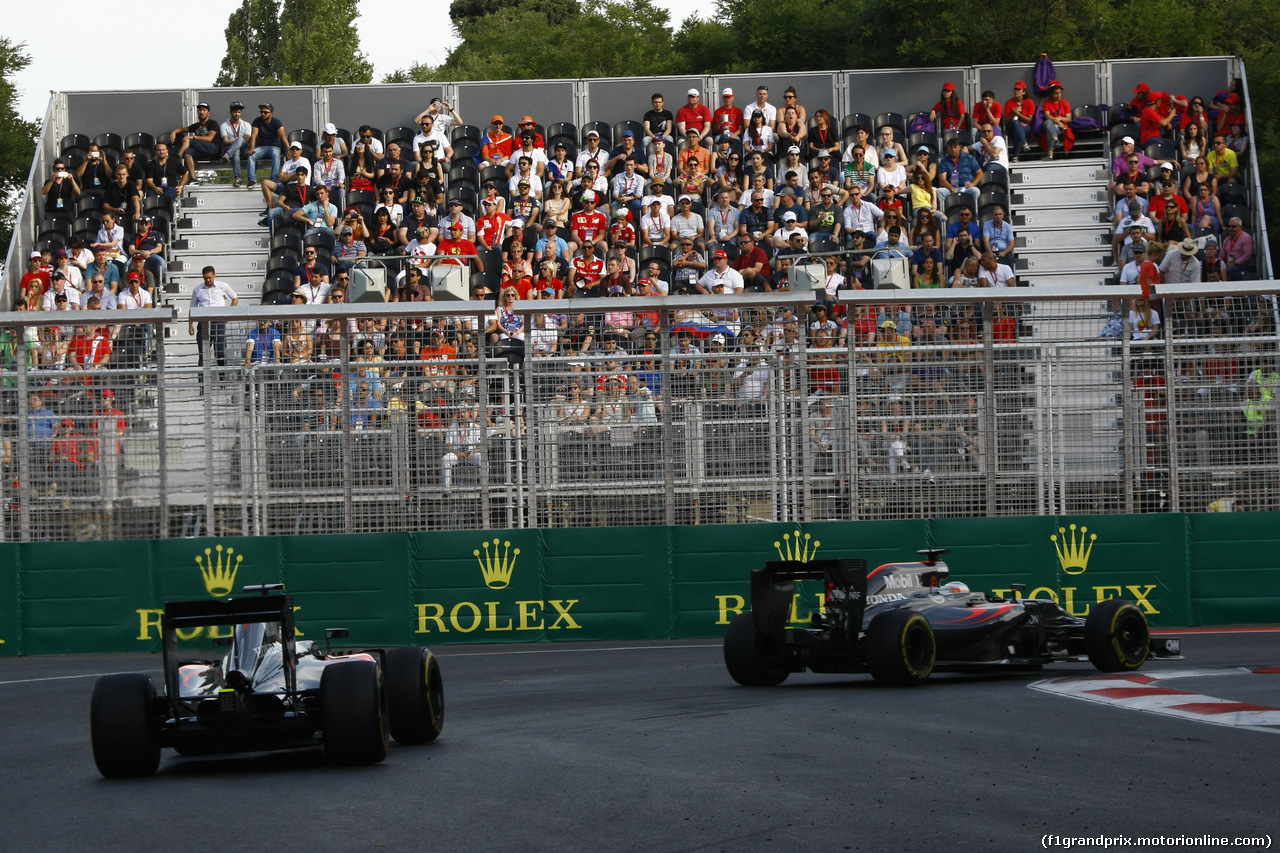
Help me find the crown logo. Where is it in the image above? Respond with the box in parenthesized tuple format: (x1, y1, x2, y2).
(1050, 524, 1096, 576)
(774, 530, 821, 562)
(475, 538, 519, 589)
(196, 544, 243, 597)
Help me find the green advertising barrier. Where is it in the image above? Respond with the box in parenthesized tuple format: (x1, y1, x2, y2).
(0, 513, 1268, 656)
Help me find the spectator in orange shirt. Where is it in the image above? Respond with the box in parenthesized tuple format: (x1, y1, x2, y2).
(480, 115, 514, 169)
(681, 128, 711, 176)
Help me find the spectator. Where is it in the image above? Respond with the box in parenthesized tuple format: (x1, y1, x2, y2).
(646, 137, 674, 186)
(295, 183, 338, 236)
(85, 247, 121, 292)
(41, 271, 82, 311)
(126, 216, 167, 283)
(293, 247, 330, 300)
(171, 102, 221, 184)
(676, 89, 712, 138)
(973, 122, 1008, 170)
(732, 235, 771, 292)
(670, 236, 706, 292)
(508, 180, 542, 230)
(411, 113, 452, 162)
(1183, 155, 1217, 206)
(216, 101, 252, 187)
(245, 319, 283, 367)
(93, 211, 126, 267)
(1206, 135, 1239, 184)
(712, 87, 745, 140)
(332, 225, 367, 273)
(571, 159, 609, 201)
(777, 105, 808, 155)
(101, 163, 141, 224)
(936, 137, 982, 204)
(79, 273, 116, 310)
(1149, 179, 1188, 227)
(640, 198, 672, 247)
(436, 221, 483, 275)
(742, 111, 775, 158)
(907, 166, 936, 219)
(347, 139, 377, 194)
(945, 208, 981, 253)
(973, 90, 1002, 130)
(681, 128, 712, 176)
(706, 189, 741, 249)
(476, 197, 512, 250)
(611, 156, 645, 219)
(670, 195, 705, 249)
(576, 130, 608, 177)
(930, 82, 967, 131)
(643, 93, 676, 147)
(1191, 182, 1222, 234)
(42, 158, 80, 216)
(809, 186, 843, 243)
(1038, 82, 1073, 158)
(546, 142, 574, 183)
(1201, 238, 1226, 282)
(536, 218, 571, 266)
(75, 143, 112, 194)
(247, 102, 287, 186)
(773, 209, 808, 250)
(982, 205, 1015, 260)
(441, 402, 484, 494)
(952, 255, 981, 288)
(699, 249, 745, 293)
(570, 191, 609, 254)
(747, 85, 777, 129)
(843, 125, 876, 170)
(977, 251, 1016, 287)
(313, 142, 347, 212)
(843, 185, 883, 240)
(1221, 218, 1255, 280)
(510, 131, 549, 179)
(1138, 90, 1176, 145)
(188, 266, 239, 370)
(1160, 238, 1202, 283)
(441, 198, 477, 241)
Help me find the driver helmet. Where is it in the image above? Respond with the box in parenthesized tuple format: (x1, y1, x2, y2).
(941, 581, 970, 594)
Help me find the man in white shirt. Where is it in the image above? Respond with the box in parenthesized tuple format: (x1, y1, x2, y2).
(977, 251, 1016, 287)
(698, 249, 745, 293)
(747, 85, 777, 129)
(669, 195, 705, 249)
(972, 123, 1009, 169)
(188, 266, 240, 369)
(220, 101, 252, 187)
(842, 185, 883, 237)
(411, 114, 452, 162)
(1160, 238, 1202, 283)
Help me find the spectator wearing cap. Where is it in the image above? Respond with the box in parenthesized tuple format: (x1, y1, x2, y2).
(713, 87, 745, 140)
(220, 102, 252, 186)
(412, 112, 453, 162)
(1118, 238, 1146, 286)
(670, 235, 706, 291)
(536, 218, 571, 267)
(247, 102, 287, 186)
(698, 248, 745, 294)
(145, 140, 186, 200)
(170, 102, 221, 185)
(480, 115, 514, 168)
(1003, 81, 1036, 161)
(259, 141, 311, 217)
(442, 198, 477, 242)
(126, 216, 167, 283)
(436, 221, 484, 275)
(477, 197, 513, 250)
(774, 187, 808, 228)
(670, 194, 705, 250)
(319, 122, 348, 159)
(569, 191, 609, 254)
(332, 224, 367, 273)
(20, 251, 50, 301)
(261, 164, 312, 232)
(575, 130, 608, 178)
(681, 127, 712, 177)
(772, 207, 808, 251)
(42, 270, 83, 311)
(546, 142, 574, 183)
(676, 89, 712, 138)
(640, 197, 672, 247)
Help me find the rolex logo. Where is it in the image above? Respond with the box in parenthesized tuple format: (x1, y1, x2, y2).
(196, 544, 243, 597)
(774, 530, 820, 562)
(1050, 523, 1096, 576)
(475, 538, 519, 589)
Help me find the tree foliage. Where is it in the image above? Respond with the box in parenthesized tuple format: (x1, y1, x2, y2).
(0, 39, 40, 269)
(215, 0, 373, 87)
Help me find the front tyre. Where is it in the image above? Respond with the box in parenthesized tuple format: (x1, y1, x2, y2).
(1085, 599, 1150, 672)
(386, 646, 444, 745)
(321, 660, 389, 766)
(723, 611, 789, 686)
(90, 673, 161, 778)
(865, 610, 935, 686)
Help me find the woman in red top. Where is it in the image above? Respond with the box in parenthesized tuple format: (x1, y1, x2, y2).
(931, 82, 967, 132)
(1037, 81, 1074, 158)
(1003, 80, 1036, 161)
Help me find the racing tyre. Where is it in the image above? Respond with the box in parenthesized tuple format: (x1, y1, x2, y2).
(723, 611, 789, 686)
(90, 673, 161, 778)
(386, 646, 444, 745)
(321, 661, 389, 766)
(1085, 599, 1150, 672)
(865, 610, 935, 686)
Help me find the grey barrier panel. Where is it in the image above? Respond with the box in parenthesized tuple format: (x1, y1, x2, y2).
(844, 67, 969, 124)
(584, 76, 706, 128)
(327, 83, 445, 137)
(1109, 57, 1234, 108)
(456, 80, 576, 131)
(66, 90, 186, 140)
(974, 61, 1099, 107)
(713, 72, 839, 122)
(196, 87, 318, 136)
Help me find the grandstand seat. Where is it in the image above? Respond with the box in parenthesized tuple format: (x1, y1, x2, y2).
(945, 193, 977, 217)
(60, 133, 91, 155)
(73, 214, 102, 237)
(1109, 123, 1139, 146)
(614, 120, 644, 145)
(346, 188, 376, 211)
(809, 238, 839, 257)
(450, 124, 481, 144)
(874, 113, 906, 143)
(266, 254, 298, 276)
(60, 148, 87, 171)
(1221, 203, 1250, 228)
(479, 164, 508, 191)
(93, 133, 124, 159)
(450, 163, 479, 188)
(303, 230, 336, 252)
(143, 195, 174, 218)
(289, 128, 318, 149)
(581, 121, 612, 148)
(942, 129, 973, 150)
(1071, 104, 1106, 136)
(979, 165, 1009, 192)
(446, 183, 478, 215)
(333, 127, 353, 151)
(261, 287, 295, 306)
(1144, 138, 1178, 162)
(978, 189, 1010, 217)
(547, 122, 576, 143)
(37, 236, 67, 254)
(1218, 182, 1248, 207)
(476, 247, 502, 292)
(271, 232, 303, 258)
(76, 196, 104, 217)
(312, 247, 333, 270)
(262, 269, 295, 299)
(451, 137, 480, 162)
(843, 113, 873, 134)
(908, 131, 940, 157)
(385, 126, 417, 151)
(638, 245, 672, 276)
(124, 132, 156, 154)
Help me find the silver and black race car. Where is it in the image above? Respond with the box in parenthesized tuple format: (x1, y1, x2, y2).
(90, 584, 443, 778)
(724, 549, 1181, 687)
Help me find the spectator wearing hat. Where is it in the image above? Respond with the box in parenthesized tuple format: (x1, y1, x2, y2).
(332, 225, 367, 273)
(643, 93, 676, 147)
(170, 102, 222, 185)
(774, 186, 808, 226)
(477, 197, 513, 250)
(1003, 81, 1036, 161)
(640, 197, 672, 247)
(570, 191, 609, 254)
(126, 216, 167, 283)
(145, 140, 186, 200)
(930, 82, 967, 132)
(699, 248, 745, 294)
(247, 102, 287, 186)
(219, 102, 252, 186)
(319, 122, 348, 159)
(676, 89, 712, 138)
(1038, 81, 1073, 158)
(480, 115, 514, 168)
(441, 198, 477, 242)
(576, 130, 608, 178)
(608, 208, 637, 252)
(1160, 238, 1202, 283)
(713, 87, 745, 141)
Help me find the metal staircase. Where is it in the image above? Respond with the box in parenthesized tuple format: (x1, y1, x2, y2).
(1009, 157, 1115, 288)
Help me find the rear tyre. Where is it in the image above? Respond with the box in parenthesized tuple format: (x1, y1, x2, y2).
(90, 673, 161, 778)
(865, 610, 935, 686)
(386, 646, 444, 744)
(723, 611, 789, 686)
(1085, 599, 1150, 672)
(321, 661, 389, 766)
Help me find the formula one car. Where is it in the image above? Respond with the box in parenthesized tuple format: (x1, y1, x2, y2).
(724, 550, 1181, 687)
(90, 585, 444, 778)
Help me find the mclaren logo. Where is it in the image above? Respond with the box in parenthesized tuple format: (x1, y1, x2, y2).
(476, 538, 519, 589)
(197, 544, 243, 597)
(774, 530, 821, 562)
(1051, 523, 1096, 576)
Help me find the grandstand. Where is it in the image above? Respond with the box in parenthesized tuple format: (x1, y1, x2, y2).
(0, 57, 1275, 541)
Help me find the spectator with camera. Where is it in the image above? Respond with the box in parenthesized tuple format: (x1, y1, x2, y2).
(42, 158, 80, 216)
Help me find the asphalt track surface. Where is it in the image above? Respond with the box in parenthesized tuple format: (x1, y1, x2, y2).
(4, 633, 1280, 851)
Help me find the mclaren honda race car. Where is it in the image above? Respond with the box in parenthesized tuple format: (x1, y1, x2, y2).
(90, 585, 444, 778)
(724, 549, 1181, 687)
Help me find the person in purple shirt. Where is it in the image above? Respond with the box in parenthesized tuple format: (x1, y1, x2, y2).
(1221, 217, 1256, 280)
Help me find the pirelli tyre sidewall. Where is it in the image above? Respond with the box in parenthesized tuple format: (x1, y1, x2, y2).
(866, 609, 936, 686)
(386, 646, 445, 745)
(1085, 599, 1151, 672)
(723, 611, 789, 686)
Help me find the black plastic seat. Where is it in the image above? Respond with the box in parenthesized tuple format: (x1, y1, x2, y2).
(581, 121, 612, 148)
(289, 128, 318, 149)
(450, 124, 481, 144)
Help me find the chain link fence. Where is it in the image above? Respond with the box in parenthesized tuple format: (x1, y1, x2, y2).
(1, 285, 1277, 541)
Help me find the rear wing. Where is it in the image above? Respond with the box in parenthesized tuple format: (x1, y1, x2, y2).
(751, 559, 867, 645)
(161, 594, 297, 724)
